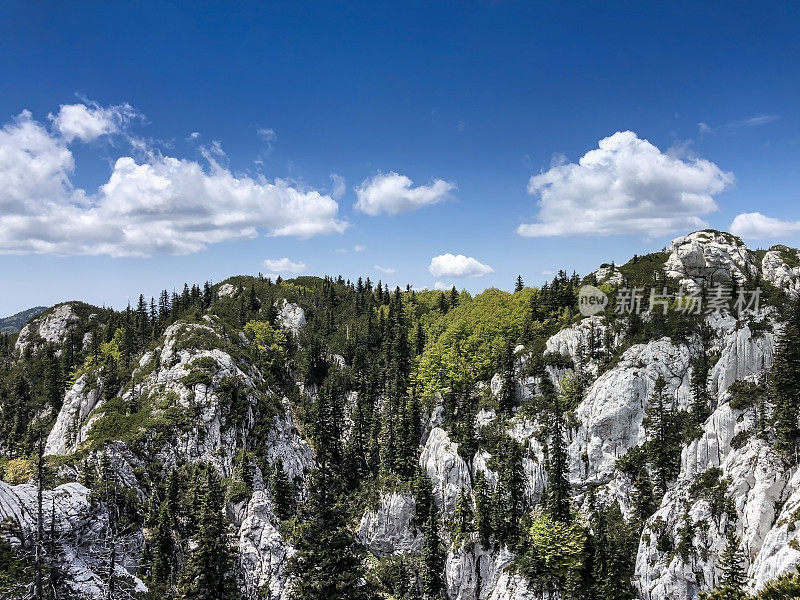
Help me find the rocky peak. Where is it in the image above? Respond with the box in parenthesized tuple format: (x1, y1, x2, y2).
(664, 229, 757, 292)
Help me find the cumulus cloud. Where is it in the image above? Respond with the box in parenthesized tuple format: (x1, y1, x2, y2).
(429, 254, 493, 278)
(0, 105, 348, 256)
(434, 281, 449, 291)
(517, 131, 733, 238)
(263, 257, 306, 273)
(374, 265, 396, 274)
(730, 212, 800, 239)
(49, 102, 138, 143)
(355, 171, 455, 216)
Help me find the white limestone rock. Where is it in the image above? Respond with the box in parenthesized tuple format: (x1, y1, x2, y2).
(238, 491, 293, 600)
(421, 427, 472, 513)
(761, 247, 800, 299)
(569, 338, 693, 484)
(357, 491, 422, 556)
(664, 230, 757, 293)
(278, 300, 306, 335)
(593, 264, 625, 286)
(46, 373, 103, 455)
(217, 282, 238, 298)
(15, 303, 78, 355)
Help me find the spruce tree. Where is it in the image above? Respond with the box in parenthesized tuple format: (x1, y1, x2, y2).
(287, 468, 375, 600)
(718, 531, 747, 591)
(643, 375, 681, 498)
(420, 511, 445, 600)
(474, 470, 492, 549)
(498, 340, 517, 416)
(271, 458, 296, 521)
(179, 466, 239, 600)
(770, 298, 800, 460)
(546, 395, 571, 524)
(515, 276, 524, 293)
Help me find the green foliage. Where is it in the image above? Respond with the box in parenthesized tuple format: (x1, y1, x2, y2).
(244, 319, 288, 380)
(522, 513, 587, 598)
(415, 288, 534, 397)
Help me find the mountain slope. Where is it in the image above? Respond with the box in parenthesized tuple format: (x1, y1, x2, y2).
(2, 231, 800, 599)
(0, 305, 47, 334)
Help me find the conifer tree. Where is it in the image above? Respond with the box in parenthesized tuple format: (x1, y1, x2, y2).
(644, 375, 681, 497)
(718, 531, 747, 591)
(271, 458, 296, 521)
(545, 394, 571, 524)
(770, 298, 800, 460)
(497, 340, 517, 416)
(420, 511, 445, 600)
(180, 466, 239, 600)
(515, 276, 524, 293)
(473, 470, 492, 548)
(451, 489, 474, 550)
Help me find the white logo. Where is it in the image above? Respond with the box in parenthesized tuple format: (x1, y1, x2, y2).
(578, 285, 608, 316)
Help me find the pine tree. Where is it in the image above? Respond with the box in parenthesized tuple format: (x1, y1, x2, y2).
(514, 275, 524, 293)
(770, 298, 800, 460)
(546, 394, 571, 524)
(287, 468, 375, 600)
(179, 466, 239, 600)
(497, 340, 517, 416)
(271, 458, 296, 521)
(718, 531, 747, 590)
(474, 470, 492, 548)
(644, 375, 681, 497)
(420, 511, 445, 600)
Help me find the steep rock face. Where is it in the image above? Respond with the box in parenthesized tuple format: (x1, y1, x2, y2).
(421, 427, 472, 513)
(665, 231, 756, 292)
(446, 544, 520, 600)
(357, 491, 422, 556)
(761, 247, 800, 299)
(14, 303, 79, 355)
(749, 466, 800, 592)
(569, 338, 693, 485)
(45, 319, 313, 485)
(238, 490, 293, 600)
(46, 373, 103, 455)
(545, 315, 616, 379)
(707, 316, 775, 400)
(636, 439, 789, 600)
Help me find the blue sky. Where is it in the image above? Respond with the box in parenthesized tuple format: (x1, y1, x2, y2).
(0, 1, 798, 315)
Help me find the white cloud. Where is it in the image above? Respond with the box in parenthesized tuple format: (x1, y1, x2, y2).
(330, 173, 346, 199)
(434, 281, 449, 291)
(429, 254, 493, 278)
(374, 265, 396, 274)
(697, 114, 778, 136)
(730, 212, 800, 239)
(353, 244, 367, 252)
(263, 257, 306, 273)
(0, 104, 348, 256)
(355, 171, 455, 216)
(518, 131, 733, 237)
(187, 131, 201, 141)
(49, 102, 138, 143)
(257, 128, 277, 142)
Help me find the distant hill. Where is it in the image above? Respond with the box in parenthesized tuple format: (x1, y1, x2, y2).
(0, 306, 48, 334)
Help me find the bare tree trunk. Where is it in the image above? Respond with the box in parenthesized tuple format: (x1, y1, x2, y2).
(34, 433, 44, 600)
